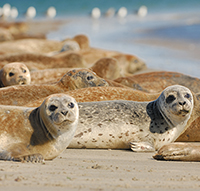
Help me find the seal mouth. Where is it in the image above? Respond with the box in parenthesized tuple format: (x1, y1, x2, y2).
(54, 119, 72, 125)
(178, 109, 190, 117)
(18, 78, 27, 85)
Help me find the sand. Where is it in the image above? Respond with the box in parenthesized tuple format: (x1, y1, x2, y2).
(1, 149, 200, 191)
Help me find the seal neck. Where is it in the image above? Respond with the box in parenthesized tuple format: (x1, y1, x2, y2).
(36, 107, 54, 141)
(0, 70, 5, 87)
(57, 74, 70, 91)
(156, 101, 175, 128)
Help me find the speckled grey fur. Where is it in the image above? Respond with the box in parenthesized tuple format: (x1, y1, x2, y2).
(68, 85, 193, 151)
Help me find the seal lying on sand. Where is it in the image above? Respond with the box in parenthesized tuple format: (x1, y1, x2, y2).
(0, 93, 79, 162)
(0, 39, 63, 55)
(89, 57, 121, 80)
(153, 142, 200, 162)
(68, 85, 194, 151)
(0, 62, 31, 87)
(0, 68, 108, 106)
(114, 71, 200, 93)
(0, 52, 86, 71)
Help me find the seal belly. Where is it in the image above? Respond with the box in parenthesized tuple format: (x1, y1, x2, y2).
(69, 100, 150, 149)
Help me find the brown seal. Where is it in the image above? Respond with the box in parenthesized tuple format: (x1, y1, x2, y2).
(89, 57, 121, 80)
(0, 62, 31, 87)
(0, 68, 108, 106)
(71, 34, 90, 50)
(114, 71, 200, 93)
(0, 93, 79, 162)
(25, 87, 158, 107)
(78, 48, 146, 75)
(0, 39, 63, 55)
(153, 142, 200, 162)
(0, 52, 86, 71)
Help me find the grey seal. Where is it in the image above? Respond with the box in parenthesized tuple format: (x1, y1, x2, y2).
(69, 85, 193, 151)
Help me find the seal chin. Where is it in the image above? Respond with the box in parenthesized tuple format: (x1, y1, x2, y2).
(171, 109, 190, 118)
(53, 119, 73, 125)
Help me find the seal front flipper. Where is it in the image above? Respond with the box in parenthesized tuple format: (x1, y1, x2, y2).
(0, 143, 44, 163)
(153, 143, 200, 161)
(16, 153, 44, 163)
(129, 141, 155, 152)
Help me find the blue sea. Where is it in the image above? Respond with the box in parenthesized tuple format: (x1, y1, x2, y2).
(1, 0, 200, 77)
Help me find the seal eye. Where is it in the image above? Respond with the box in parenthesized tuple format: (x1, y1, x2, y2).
(68, 102, 74, 108)
(185, 93, 190, 99)
(166, 95, 176, 104)
(9, 72, 14, 77)
(87, 76, 94, 80)
(22, 69, 26, 73)
(49, 105, 58, 111)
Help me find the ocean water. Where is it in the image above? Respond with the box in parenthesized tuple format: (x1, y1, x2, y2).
(1, 0, 200, 77)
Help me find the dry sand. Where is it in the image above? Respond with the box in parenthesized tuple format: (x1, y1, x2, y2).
(1, 149, 200, 191)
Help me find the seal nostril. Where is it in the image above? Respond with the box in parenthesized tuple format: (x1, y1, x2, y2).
(179, 101, 186, 106)
(61, 111, 68, 116)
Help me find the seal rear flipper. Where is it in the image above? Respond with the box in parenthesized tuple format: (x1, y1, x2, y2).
(129, 141, 155, 152)
(0, 143, 44, 163)
(153, 143, 200, 161)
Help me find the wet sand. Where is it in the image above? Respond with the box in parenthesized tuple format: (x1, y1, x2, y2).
(1, 149, 200, 191)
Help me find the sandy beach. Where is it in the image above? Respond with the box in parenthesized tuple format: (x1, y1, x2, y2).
(1, 148, 200, 191)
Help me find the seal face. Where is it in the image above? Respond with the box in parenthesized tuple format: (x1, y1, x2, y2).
(68, 85, 193, 152)
(0, 93, 79, 162)
(60, 68, 109, 90)
(39, 94, 79, 139)
(0, 62, 31, 87)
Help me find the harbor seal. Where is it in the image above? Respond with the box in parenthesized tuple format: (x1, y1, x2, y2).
(90, 57, 121, 80)
(153, 142, 200, 161)
(114, 71, 200, 93)
(79, 48, 146, 75)
(68, 85, 194, 151)
(0, 93, 79, 162)
(0, 62, 31, 87)
(0, 68, 108, 106)
(0, 39, 63, 55)
(71, 34, 90, 50)
(0, 52, 86, 70)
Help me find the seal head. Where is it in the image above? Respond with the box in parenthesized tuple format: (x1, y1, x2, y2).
(0, 62, 31, 87)
(146, 85, 193, 150)
(38, 93, 79, 140)
(59, 68, 109, 90)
